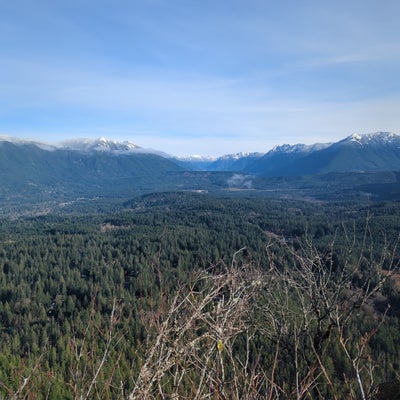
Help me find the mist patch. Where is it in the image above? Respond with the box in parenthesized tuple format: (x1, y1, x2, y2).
(227, 174, 253, 189)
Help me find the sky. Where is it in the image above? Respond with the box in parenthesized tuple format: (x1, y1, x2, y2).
(1, 0, 400, 156)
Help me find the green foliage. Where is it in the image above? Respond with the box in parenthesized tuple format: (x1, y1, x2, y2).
(0, 193, 399, 398)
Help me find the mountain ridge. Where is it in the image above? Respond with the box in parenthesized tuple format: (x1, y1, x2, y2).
(243, 131, 400, 176)
(2, 130, 398, 158)
(1, 131, 400, 177)
(1, 131, 400, 214)
(60, 137, 140, 154)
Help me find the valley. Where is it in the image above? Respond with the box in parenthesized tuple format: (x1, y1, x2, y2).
(0, 133, 400, 398)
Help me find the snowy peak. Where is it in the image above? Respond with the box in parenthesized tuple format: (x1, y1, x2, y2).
(175, 154, 216, 162)
(218, 151, 263, 160)
(269, 142, 330, 155)
(60, 137, 141, 154)
(265, 132, 400, 156)
(343, 132, 400, 146)
(0, 136, 142, 154)
(172, 152, 263, 172)
(245, 131, 400, 176)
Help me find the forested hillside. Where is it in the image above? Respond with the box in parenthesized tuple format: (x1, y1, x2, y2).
(3, 133, 400, 217)
(0, 193, 399, 399)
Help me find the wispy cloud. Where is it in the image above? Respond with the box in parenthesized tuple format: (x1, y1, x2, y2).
(1, 1, 400, 155)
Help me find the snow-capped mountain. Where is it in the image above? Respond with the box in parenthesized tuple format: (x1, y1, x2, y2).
(1, 131, 400, 178)
(243, 142, 330, 176)
(1, 131, 400, 213)
(176, 155, 216, 162)
(344, 131, 400, 146)
(269, 142, 331, 154)
(172, 152, 263, 171)
(176, 132, 400, 174)
(207, 152, 264, 172)
(0, 135, 183, 202)
(245, 132, 400, 176)
(0, 135, 57, 151)
(171, 155, 217, 170)
(60, 137, 141, 154)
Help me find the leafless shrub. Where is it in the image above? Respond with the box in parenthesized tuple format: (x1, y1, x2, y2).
(129, 250, 266, 399)
(255, 226, 399, 400)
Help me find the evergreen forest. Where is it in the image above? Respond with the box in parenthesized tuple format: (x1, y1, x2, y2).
(0, 192, 400, 399)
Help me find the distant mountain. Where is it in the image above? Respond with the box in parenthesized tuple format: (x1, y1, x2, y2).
(207, 152, 264, 171)
(320, 132, 400, 173)
(2, 132, 400, 179)
(244, 143, 330, 176)
(172, 152, 263, 171)
(2, 132, 400, 215)
(60, 137, 141, 154)
(172, 132, 400, 176)
(0, 137, 184, 209)
(171, 155, 216, 171)
(244, 132, 400, 176)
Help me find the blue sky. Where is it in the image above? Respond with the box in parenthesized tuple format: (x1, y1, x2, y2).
(1, 0, 400, 156)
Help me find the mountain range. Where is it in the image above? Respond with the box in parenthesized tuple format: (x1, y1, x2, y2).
(2, 131, 400, 176)
(247, 133, 400, 176)
(3, 131, 398, 174)
(0, 137, 183, 214)
(1, 131, 400, 215)
(176, 132, 400, 176)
